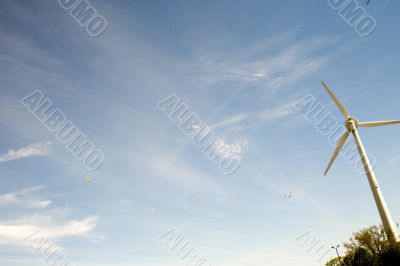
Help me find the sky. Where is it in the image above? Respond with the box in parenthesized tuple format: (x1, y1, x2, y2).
(0, 0, 400, 265)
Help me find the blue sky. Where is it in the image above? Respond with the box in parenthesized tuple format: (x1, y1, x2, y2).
(0, 0, 400, 265)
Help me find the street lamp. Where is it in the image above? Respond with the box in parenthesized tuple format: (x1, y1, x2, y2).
(331, 244, 342, 265)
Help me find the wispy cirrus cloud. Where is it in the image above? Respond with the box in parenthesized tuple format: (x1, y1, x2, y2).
(211, 101, 298, 133)
(134, 146, 226, 199)
(191, 33, 332, 88)
(0, 186, 51, 208)
(0, 141, 51, 163)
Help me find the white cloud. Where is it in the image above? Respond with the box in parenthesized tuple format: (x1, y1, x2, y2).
(212, 137, 248, 160)
(193, 125, 248, 159)
(211, 101, 297, 133)
(134, 146, 226, 199)
(0, 186, 100, 247)
(0, 141, 51, 163)
(191, 34, 331, 89)
(211, 113, 254, 130)
(0, 186, 51, 208)
(0, 213, 98, 246)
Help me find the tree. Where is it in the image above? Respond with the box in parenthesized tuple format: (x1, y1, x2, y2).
(325, 257, 343, 266)
(343, 225, 389, 258)
(325, 225, 400, 266)
(380, 242, 400, 266)
(351, 247, 378, 266)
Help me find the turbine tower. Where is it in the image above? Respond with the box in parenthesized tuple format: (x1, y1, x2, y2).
(321, 81, 400, 244)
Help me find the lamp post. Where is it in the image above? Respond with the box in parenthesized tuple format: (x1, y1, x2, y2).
(331, 245, 342, 265)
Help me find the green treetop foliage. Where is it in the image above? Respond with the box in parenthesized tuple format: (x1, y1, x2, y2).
(325, 225, 400, 266)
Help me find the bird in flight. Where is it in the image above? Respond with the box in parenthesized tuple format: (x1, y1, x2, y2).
(284, 192, 294, 198)
(84, 175, 91, 183)
(366, 0, 370, 5)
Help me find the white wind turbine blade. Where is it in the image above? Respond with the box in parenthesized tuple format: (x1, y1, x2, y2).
(321, 81, 351, 119)
(324, 130, 350, 176)
(358, 120, 400, 127)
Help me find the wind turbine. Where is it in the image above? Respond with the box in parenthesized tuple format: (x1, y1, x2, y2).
(321, 81, 400, 244)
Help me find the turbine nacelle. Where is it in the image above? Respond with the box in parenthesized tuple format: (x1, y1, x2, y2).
(345, 117, 359, 131)
(321, 81, 400, 176)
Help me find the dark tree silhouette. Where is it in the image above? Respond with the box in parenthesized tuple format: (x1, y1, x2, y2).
(325, 225, 400, 266)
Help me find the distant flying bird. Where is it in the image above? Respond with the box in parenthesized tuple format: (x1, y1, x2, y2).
(284, 192, 294, 198)
(85, 175, 91, 183)
(366, 0, 370, 5)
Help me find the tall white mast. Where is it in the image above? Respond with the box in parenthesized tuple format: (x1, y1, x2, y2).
(321, 81, 399, 244)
